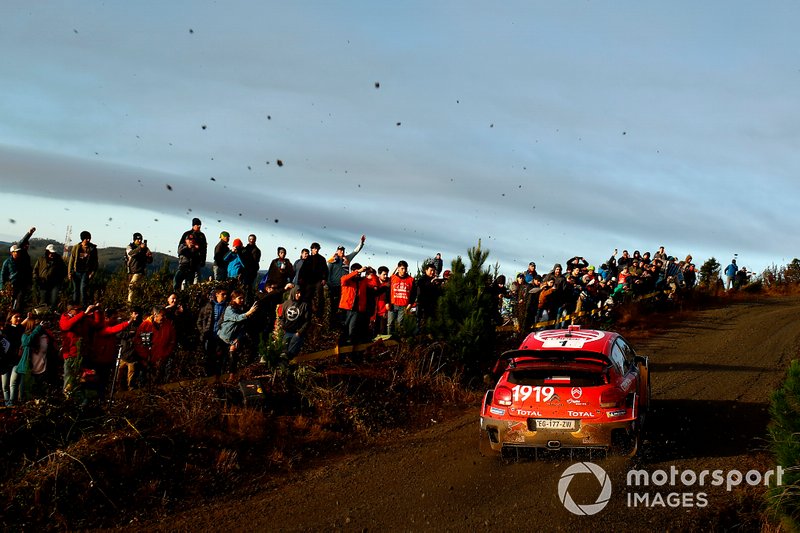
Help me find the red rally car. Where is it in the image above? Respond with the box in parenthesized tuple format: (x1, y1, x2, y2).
(480, 326, 650, 456)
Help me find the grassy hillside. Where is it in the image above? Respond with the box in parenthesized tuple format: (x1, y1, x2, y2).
(0, 238, 179, 275)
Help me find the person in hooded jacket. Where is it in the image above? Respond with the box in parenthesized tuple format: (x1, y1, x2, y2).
(225, 239, 247, 281)
(279, 286, 310, 359)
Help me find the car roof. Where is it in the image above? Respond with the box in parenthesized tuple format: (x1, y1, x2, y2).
(518, 326, 618, 355)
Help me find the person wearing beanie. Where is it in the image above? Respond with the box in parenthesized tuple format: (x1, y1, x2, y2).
(213, 231, 231, 281)
(178, 218, 207, 284)
(224, 238, 246, 281)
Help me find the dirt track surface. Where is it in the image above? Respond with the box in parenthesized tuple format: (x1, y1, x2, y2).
(151, 297, 800, 532)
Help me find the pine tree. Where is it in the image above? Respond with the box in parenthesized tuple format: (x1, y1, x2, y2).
(699, 257, 721, 288)
(428, 241, 496, 376)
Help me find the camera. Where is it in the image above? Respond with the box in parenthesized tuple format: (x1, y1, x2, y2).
(140, 332, 153, 347)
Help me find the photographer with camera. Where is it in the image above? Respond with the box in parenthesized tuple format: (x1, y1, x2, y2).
(126, 232, 153, 302)
(60, 302, 100, 394)
(174, 234, 202, 291)
(134, 306, 176, 385)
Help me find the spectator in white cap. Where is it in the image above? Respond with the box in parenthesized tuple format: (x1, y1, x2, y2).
(33, 244, 68, 311)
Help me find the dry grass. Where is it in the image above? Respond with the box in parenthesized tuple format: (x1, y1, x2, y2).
(3, 285, 794, 529)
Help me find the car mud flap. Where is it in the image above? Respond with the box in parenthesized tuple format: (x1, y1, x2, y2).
(479, 429, 500, 457)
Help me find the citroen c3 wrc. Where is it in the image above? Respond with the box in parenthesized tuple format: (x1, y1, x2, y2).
(480, 326, 650, 456)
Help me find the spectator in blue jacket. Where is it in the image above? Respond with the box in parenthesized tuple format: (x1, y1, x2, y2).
(724, 259, 738, 291)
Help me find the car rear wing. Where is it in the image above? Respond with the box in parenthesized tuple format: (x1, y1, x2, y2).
(492, 349, 611, 375)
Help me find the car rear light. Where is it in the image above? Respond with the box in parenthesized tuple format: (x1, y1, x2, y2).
(600, 387, 626, 408)
(494, 386, 513, 406)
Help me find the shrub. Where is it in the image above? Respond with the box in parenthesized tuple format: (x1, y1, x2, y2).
(768, 359, 800, 527)
(428, 241, 496, 376)
(699, 257, 721, 289)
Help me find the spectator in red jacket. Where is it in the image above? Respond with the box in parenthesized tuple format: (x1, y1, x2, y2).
(387, 261, 414, 336)
(371, 266, 390, 336)
(134, 306, 177, 384)
(59, 302, 99, 393)
(88, 308, 135, 398)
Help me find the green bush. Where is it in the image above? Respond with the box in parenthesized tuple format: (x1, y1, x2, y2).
(768, 359, 800, 527)
(428, 241, 496, 376)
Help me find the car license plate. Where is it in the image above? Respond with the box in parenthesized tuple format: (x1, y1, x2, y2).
(534, 419, 576, 430)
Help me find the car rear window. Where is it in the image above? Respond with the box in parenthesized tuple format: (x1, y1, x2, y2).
(506, 368, 606, 387)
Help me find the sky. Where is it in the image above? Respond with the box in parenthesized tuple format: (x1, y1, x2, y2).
(2, 1, 799, 277)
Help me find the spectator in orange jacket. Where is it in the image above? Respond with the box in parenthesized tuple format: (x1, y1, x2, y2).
(134, 306, 176, 384)
(338, 263, 377, 344)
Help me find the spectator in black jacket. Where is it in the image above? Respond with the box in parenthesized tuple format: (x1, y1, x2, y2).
(213, 231, 231, 281)
(177, 218, 207, 284)
(34, 244, 67, 311)
(298, 242, 328, 318)
(174, 235, 202, 291)
(126, 233, 153, 302)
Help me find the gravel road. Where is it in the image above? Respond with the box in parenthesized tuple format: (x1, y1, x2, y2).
(152, 297, 800, 532)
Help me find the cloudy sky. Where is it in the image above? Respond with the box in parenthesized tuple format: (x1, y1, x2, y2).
(2, 1, 799, 276)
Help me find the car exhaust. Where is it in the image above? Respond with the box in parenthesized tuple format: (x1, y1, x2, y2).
(547, 440, 561, 449)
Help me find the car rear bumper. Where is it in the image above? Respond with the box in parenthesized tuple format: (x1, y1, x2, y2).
(480, 415, 636, 452)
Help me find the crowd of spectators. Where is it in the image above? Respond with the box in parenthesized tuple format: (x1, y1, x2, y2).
(1, 218, 722, 407)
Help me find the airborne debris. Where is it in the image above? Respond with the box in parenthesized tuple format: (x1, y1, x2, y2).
(8, 219, 15, 224)
(189, 28, 194, 34)
(166, 184, 173, 191)
(374, 81, 380, 89)
(276, 160, 284, 167)
(274, 219, 279, 223)
(201, 124, 207, 130)
(396, 122, 401, 126)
